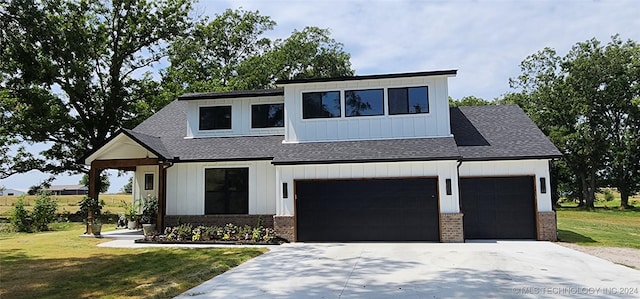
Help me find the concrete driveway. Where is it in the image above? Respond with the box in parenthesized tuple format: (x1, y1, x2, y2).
(175, 241, 640, 298)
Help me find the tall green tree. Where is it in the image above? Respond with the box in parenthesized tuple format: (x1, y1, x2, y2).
(507, 35, 640, 208)
(139, 8, 354, 116)
(0, 0, 194, 178)
(80, 173, 110, 193)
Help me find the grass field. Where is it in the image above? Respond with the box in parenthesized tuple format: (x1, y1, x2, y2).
(0, 223, 267, 299)
(0, 194, 131, 217)
(556, 191, 640, 249)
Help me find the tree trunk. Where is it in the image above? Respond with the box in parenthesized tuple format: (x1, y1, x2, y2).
(579, 174, 587, 207)
(585, 172, 596, 209)
(620, 189, 629, 209)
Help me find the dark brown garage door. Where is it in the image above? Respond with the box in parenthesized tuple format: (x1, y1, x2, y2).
(460, 177, 536, 239)
(295, 178, 439, 242)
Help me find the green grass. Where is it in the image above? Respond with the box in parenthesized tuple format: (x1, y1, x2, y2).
(556, 205, 640, 249)
(0, 223, 267, 298)
(0, 194, 131, 217)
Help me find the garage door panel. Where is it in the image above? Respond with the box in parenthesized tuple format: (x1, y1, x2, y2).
(461, 177, 536, 239)
(296, 178, 439, 242)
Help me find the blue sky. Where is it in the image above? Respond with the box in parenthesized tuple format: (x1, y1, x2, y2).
(1, 0, 639, 193)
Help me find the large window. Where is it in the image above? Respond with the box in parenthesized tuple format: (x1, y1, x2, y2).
(302, 91, 341, 119)
(199, 106, 231, 130)
(345, 89, 384, 117)
(388, 86, 429, 115)
(204, 168, 248, 214)
(251, 103, 284, 128)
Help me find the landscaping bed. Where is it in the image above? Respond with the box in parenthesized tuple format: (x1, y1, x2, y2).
(137, 223, 288, 245)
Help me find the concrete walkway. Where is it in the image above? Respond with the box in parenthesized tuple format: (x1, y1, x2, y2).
(174, 242, 640, 299)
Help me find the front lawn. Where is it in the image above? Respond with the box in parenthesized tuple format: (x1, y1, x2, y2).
(556, 207, 640, 249)
(0, 223, 266, 299)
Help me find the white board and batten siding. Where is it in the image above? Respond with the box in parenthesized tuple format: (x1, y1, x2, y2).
(282, 75, 452, 143)
(185, 95, 285, 138)
(459, 159, 554, 212)
(165, 161, 277, 215)
(276, 160, 460, 216)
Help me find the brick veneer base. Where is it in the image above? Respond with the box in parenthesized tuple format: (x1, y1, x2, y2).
(440, 213, 464, 242)
(164, 215, 274, 229)
(537, 211, 557, 241)
(273, 216, 295, 242)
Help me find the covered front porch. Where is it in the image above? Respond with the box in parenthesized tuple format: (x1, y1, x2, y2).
(83, 129, 172, 234)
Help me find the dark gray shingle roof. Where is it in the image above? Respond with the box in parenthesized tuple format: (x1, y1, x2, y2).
(272, 137, 460, 165)
(122, 129, 172, 159)
(130, 100, 560, 164)
(451, 105, 562, 160)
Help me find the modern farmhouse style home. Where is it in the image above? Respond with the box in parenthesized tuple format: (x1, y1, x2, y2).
(83, 70, 561, 242)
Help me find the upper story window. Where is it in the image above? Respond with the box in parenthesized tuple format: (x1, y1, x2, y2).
(388, 86, 429, 115)
(345, 89, 384, 117)
(251, 103, 284, 128)
(199, 106, 231, 130)
(302, 91, 341, 119)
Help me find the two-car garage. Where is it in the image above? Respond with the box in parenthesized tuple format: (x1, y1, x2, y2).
(294, 176, 538, 242)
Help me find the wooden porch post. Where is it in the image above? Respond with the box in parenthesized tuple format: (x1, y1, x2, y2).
(157, 164, 167, 231)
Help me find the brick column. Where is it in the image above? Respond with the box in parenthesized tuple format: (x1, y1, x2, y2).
(274, 215, 295, 242)
(537, 211, 557, 241)
(440, 213, 464, 242)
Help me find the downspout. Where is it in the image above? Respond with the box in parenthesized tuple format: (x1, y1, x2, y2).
(158, 158, 176, 230)
(456, 159, 463, 212)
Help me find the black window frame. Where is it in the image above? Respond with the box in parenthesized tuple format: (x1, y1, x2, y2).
(302, 91, 342, 119)
(251, 103, 284, 128)
(204, 168, 249, 215)
(199, 106, 232, 130)
(144, 173, 154, 190)
(345, 88, 384, 117)
(388, 86, 429, 115)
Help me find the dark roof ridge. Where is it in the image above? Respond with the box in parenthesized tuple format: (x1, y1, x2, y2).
(178, 88, 284, 101)
(276, 70, 457, 85)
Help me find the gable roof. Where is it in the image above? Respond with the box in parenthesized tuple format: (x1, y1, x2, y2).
(84, 99, 559, 165)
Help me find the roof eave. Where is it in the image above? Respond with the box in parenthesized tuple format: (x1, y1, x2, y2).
(271, 156, 462, 166)
(276, 70, 457, 85)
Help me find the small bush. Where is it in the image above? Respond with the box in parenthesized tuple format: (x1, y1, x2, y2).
(602, 189, 615, 202)
(32, 192, 58, 231)
(10, 198, 32, 232)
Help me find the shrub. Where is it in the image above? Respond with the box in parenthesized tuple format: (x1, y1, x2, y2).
(10, 197, 32, 232)
(31, 192, 58, 231)
(602, 189, 615, 202)
(154, 223, 280, 243)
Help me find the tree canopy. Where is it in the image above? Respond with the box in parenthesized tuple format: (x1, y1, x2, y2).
(1, 3, 354, 179)
(1, 0, 194, 177)
(506, 35, 640, 208)
(134, 9, 354, 120)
